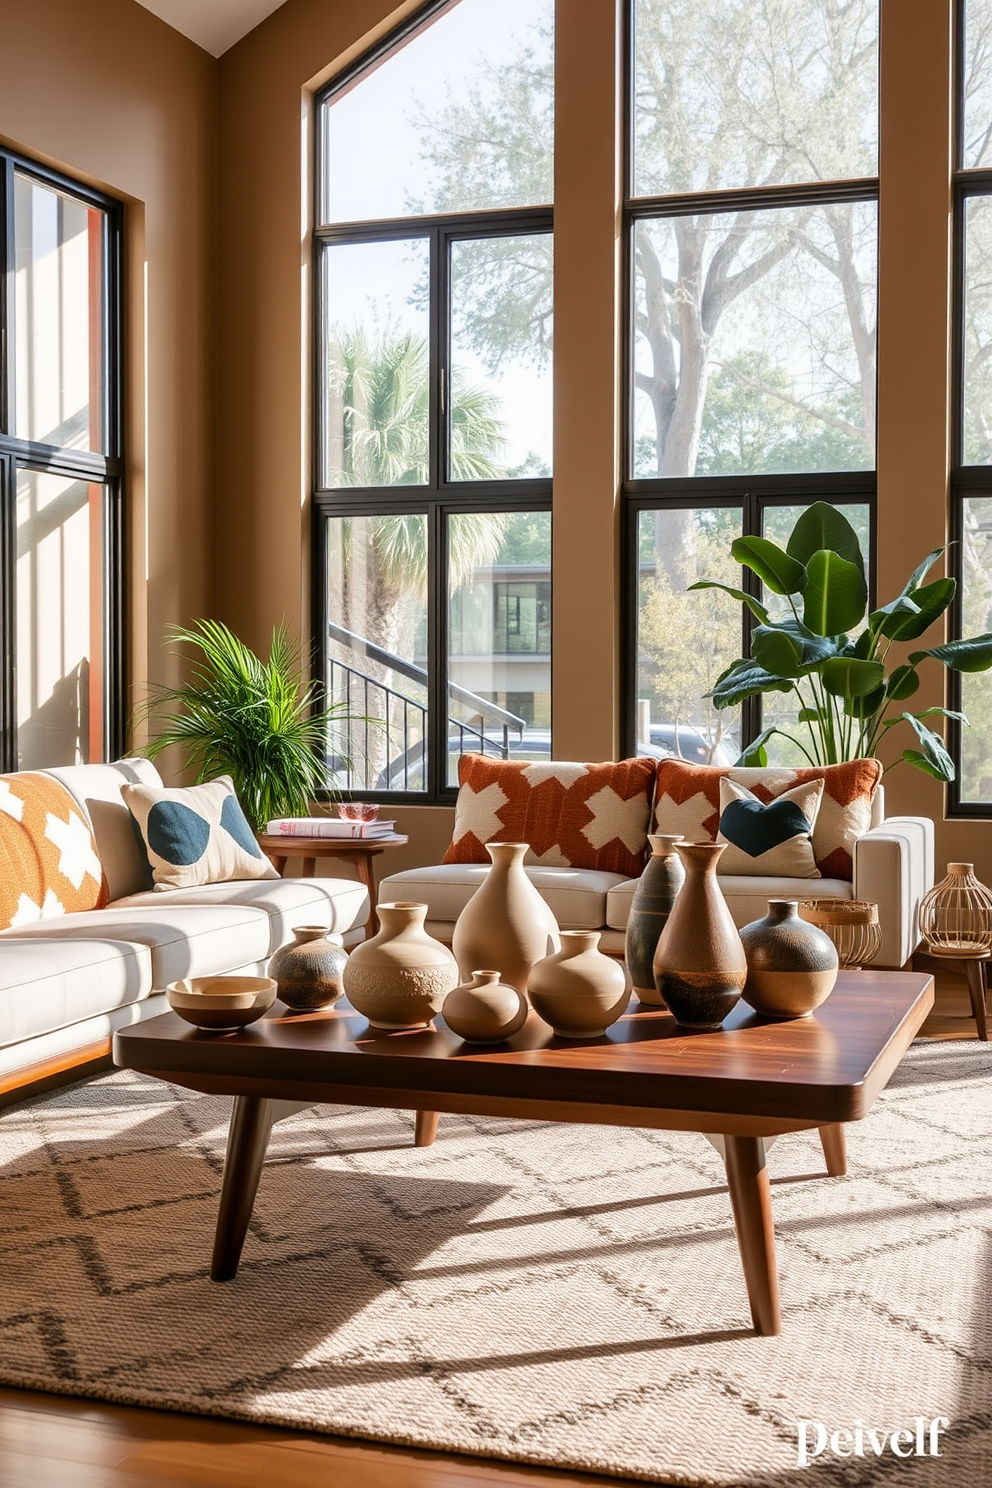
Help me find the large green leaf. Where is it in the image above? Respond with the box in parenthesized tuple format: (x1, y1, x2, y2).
(885, 664, 920, 701)
(687, 580, 770, 625)
(902, 545, 948, 596)
(820, 657, 885, 699)
(871, 577, 955, 643)
(802, 550, 868, 637)
(909, 633, 992, 672)
(750, 622, 838, 678)
(707, 661, 795, 709)
(786, 502, 865, 575)
(731, 536, 807, 596)
(899, 712, 955, 781)
(845, 685, 886, 720)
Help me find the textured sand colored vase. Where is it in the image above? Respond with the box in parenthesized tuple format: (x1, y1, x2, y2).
(452, 842, 561, 994)
(268, 926, 348, 1010)
(652, 842, 747, 1029)
(528, 930, 630, 1039)
(442, 970, 528, 1044)
(739, 900, 839, 1019)
(342, 902, 459, 1029)
(625, 833, 684, 1004)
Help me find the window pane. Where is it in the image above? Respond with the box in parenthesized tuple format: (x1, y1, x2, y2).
(959, 497, 992, 802)
(631, 0, 877, 197)
(323, 239, 430, 488)
(632, 202, 877, 478)
(635, 507, 742, 767)
(963, 195, 992, 464)
(447, 511, 551, 786)
(14, 174, 107, 451)
(326, 514, 429, 794)
(963, 0, 992, 169)
(16, 470, 105, 767)
(449, 235, 553, 479)
(321, 0, 553, 224)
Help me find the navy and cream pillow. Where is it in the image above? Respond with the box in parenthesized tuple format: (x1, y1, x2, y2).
(716, 777, 823, 878)
(121, 776, 279, 891)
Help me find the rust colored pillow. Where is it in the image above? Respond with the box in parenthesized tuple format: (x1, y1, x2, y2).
(444, 755, 657, 878)
(0, 772, 107, 929)
(653, 758, 882, 881)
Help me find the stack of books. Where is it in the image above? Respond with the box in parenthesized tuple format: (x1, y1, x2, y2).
(266, 816, 397, 840)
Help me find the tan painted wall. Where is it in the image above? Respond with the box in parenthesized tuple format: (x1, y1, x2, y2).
(0, 0, 217, 728)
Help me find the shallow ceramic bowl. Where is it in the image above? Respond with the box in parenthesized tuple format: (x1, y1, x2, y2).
(166, 976, 277, 1031)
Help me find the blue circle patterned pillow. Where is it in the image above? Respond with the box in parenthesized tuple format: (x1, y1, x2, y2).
(121, 776, 279, 891)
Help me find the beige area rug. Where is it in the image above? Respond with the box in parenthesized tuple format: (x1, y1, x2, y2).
(1, 1042, 990, 1487)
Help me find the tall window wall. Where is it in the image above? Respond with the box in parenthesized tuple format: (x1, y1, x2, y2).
(0, 152, 123, 770)
(625, 0, 878, 765)
(314, 0, 554, 799)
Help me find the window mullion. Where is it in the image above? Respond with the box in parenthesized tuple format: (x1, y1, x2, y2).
(0, 453, 15, 772)
(1, 156, 14, 438)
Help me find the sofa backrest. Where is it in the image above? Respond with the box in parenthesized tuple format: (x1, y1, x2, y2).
(871, 783, 884, 829)
(44, 758, 163, 903)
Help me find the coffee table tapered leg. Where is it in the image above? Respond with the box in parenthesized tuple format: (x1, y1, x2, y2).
(211, 1096, 275, 1282)
(415, 1110, 440, 1147)
(818, 1123, 847, 1175)
(723, 1134, 782, 1336)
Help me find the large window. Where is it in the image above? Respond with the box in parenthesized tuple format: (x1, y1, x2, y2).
(314, 0, 553, 800)
(0, 152, 123, 770)
(625, 0, 878, 762)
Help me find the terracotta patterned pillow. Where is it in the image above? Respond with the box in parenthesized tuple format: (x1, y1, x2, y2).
(444, 754, 657, 878)
(0, 772, 107, 929)
(654, 758, 882, 880)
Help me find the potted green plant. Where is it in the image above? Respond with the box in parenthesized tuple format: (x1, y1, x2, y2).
(139, 620, 359, 831)
(690, 502, 992, 780)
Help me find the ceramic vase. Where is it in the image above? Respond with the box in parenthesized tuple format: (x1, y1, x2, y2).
(452, 842, 561, 994)
(442, 970, 528, 1043)
(528, 930, 630, 1038)
(740, 900, 839, 1019)
(652, 842, 747, 1030)
(342, 901, 459, 1029)
(625, 834, 684, 1004)
(269, 926, 348, 1010)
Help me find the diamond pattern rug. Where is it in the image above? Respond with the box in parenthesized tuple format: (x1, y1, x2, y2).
(1, 1041, 990, 1486)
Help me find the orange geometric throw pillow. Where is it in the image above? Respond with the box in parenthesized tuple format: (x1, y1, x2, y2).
(444, 754, 657, 878)
(0, 772, 107, 930)
(653, 757, 882, 881)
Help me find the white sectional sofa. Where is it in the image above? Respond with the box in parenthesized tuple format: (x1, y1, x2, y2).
(0, 759, 369, 1098)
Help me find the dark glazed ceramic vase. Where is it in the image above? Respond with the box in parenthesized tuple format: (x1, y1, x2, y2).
(652, 842, 747, 1029)
(269, 926, 348, 1010)
(625, 834, 684, 1004)
(740, 899, 839, 1019)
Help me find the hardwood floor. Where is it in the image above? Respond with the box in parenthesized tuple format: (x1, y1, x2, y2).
(0, 975, 981, 1488)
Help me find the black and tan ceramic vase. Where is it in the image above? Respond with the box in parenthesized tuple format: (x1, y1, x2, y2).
(528, 930, 630, 1038)
(625, 834, 684, 1004)
(442, 970, 528, 1043)
(452, 842, 561, 994)
(652, 842, 747, 1029)
(269, 925, 348, 1010)
(343, 901, 459, 1029)
(739, 899, 838, 1019)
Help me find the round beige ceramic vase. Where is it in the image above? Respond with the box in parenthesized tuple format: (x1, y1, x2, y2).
(528, 931, 630, 1038)
(442, 970, 528, 1043)
(652, 842, 747, 1030)
(452, 842, 561, 994)
(342, 902, 459, 1030)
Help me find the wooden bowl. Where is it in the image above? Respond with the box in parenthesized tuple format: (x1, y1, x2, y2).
(166, 976, 277, 1030)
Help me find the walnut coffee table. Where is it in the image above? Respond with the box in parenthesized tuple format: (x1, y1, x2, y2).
(113, 970, 933, 1336)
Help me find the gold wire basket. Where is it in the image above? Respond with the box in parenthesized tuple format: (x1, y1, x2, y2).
(917, 863, 992, 957)
(797, 899, 882, 969)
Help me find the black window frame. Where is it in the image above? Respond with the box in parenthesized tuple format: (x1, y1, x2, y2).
(0, 148, 125, 772)
(312, 3, 553, 806)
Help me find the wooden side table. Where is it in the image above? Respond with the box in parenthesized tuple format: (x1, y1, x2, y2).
(256, 833, 408, 937)
(911, 946, 989, 1041)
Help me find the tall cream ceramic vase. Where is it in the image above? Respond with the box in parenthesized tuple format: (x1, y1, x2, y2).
(652, 842, 747, 1030)
(342, 902, 459, 1029)
(452, 842, 561, 994)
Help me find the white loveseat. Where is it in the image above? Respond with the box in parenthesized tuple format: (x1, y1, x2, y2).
(0, 759, 369, 1097)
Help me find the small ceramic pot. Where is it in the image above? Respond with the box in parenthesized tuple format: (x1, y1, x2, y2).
(343, 902, 459, 1029)
(740, 899, 839, 1019)
(625, 834, 684, 1004)
(166, 976, 276, 1031)
(442, 970, 528, 1043)
(452, 842, 561, 994)
(269, 926, 348, 1010)
(653, 842, 747, 1030)
(528, 931, 630, 1039)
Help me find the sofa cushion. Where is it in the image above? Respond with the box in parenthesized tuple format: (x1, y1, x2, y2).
(0, 937, 153, 1048)
(654, 758, 882, 880)
(122, 776, 279, 892)
(443, 755, 656, 878)
(45, 759, 163, 902)
(2, 903, 270, 987)
(379, 863, 625, 931)
(716, 777, 823, 877)
(0, 772, 106, 930)
(606, 874, 855, 931)
(111, 876, 370, 954)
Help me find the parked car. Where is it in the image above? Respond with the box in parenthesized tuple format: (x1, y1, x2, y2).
(641, 724, 737, 768)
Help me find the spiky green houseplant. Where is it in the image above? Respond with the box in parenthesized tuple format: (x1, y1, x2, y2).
(140, 621, 354, 832)
(690, 502, 992, 781)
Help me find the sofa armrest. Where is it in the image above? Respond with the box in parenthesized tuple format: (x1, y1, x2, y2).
(853, 816, 935, 967)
